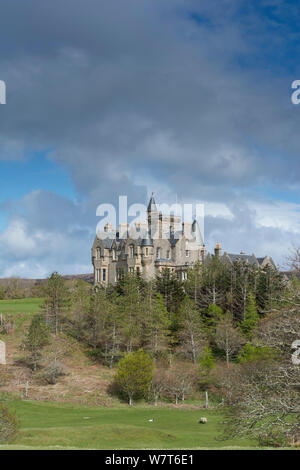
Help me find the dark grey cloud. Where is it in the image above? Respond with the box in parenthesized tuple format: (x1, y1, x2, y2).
(0, 0, 300, 275)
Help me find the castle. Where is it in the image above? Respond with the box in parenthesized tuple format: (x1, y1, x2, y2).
(92, 195, 275, 286)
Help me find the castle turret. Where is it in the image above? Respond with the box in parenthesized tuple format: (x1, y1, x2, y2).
(147, 193, 159, 239)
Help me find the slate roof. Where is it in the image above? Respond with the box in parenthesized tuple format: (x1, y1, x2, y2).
(141, 232, 153, 246)
(225, 253, 259, 266)
(147, 193, 157, 212)
(102, 238, 115, 249)
(192, 219, 204, 245)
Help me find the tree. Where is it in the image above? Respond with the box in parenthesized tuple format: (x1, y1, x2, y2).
(177, 296, 206, 363)
(0, 406, 18, 443)
(69, 279, 91, 339)
(142, 284, 170, 358)
(199, 344, 216, 373)
(184, 262, 203, 305)
(223, 309, 300, 446)
(40, 333, 70, 384)
(43, 272, 70, 335)
(205, 304, 223, 332)
(198, 257, 229, 311)
(86, 286, 112, 351)
(240, 293, 259, 339)
(24, 314, 50, 371)
(118, 274, 143, 353)
(115, 349, 154, 405)
(237, 343, 277, 364)
(215, 312, 244, 367)
(164, 363, 196, 404)
(156, 268, 185, 318)
(150, 366, 168, 406)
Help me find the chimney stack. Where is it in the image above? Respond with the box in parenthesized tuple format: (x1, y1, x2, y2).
(214, 243, 221, 257)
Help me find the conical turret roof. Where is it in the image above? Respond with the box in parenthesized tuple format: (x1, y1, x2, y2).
(192, 219, 204, 245)
(147, 193, 157, 212)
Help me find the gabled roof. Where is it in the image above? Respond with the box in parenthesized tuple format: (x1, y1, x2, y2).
(224, 253, 259, 266)
(257, 256, 276, 269)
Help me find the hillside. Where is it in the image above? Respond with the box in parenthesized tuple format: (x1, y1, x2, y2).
(0, 273, 94, 288)
(0, 298, 115, 406)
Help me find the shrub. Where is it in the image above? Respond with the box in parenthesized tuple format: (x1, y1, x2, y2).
(0, 406, 19, 443)
(114, 349, 154, 405)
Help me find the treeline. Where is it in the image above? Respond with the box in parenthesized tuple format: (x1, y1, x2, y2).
(37, 258, 285, 368)
(0, 278, 44, 300)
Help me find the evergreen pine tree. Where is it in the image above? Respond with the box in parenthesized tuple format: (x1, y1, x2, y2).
(24, 314, 50, 371)
(43, 272, 70, 335)
(240, 293, 259, 339)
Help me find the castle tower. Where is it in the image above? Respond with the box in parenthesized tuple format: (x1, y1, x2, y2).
(147, 193, 159, 239)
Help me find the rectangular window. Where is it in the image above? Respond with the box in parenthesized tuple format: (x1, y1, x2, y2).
(130, 245, 134, 258)
(166, 250, 170, 259)
(96, 269, 101, 282)
(186, 250, 189, 257)
(96, 248, 101, 259)
(156, 247, 161, 259)
(145, 248, 148, 256)
(102, 268, 106, 281)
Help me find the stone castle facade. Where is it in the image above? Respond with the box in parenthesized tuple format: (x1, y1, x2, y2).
(92, 195, 275, 286)
(92, 195, 206, 285)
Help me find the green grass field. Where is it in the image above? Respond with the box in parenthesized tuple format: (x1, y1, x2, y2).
(0, 298, 43, 315)
(0, 399, 257, 450)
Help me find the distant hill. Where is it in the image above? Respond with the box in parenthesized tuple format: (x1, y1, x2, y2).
(0, 273, 94, 287)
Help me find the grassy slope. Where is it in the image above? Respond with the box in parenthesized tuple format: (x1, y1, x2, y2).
(0, 298, 43, 315)
(1, 399, 255, 450)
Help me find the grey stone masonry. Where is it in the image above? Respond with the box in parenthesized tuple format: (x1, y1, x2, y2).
(92, 195, 206, 286)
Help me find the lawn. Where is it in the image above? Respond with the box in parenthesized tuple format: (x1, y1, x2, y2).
(0, 399, 257, 450)
(0, 298, 44, 315)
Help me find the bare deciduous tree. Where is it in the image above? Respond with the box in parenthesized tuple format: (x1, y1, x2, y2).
(215, 313, 244, 367)
(222, 309, 300, 446)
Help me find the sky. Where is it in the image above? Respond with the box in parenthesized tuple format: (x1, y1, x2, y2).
(1, 0, 300, 277)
